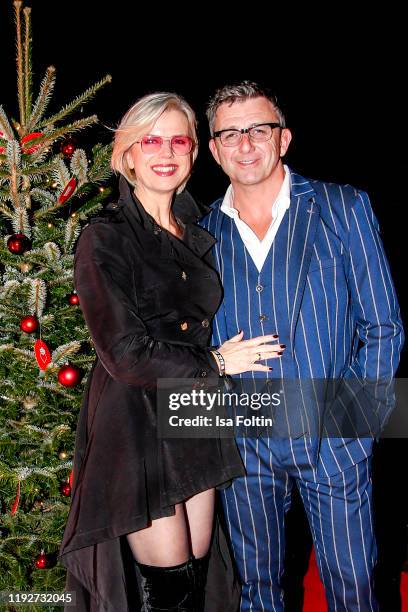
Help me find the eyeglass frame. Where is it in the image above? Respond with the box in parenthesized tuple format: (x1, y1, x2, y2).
(213, 122, 283, 146)
(135, 134, 195, 156)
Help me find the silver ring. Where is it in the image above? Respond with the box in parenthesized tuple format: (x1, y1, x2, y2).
(257, 352, 261, 361)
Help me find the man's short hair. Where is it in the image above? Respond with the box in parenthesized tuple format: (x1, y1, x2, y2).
(206, 80, 286, 136)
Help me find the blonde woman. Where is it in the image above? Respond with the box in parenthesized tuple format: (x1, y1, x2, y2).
(59, 92, 281, 611)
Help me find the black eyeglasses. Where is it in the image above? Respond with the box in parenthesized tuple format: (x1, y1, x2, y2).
(213, 122, 282, 147)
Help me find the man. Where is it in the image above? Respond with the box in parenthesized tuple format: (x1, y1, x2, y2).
(201, 81, 404, 611)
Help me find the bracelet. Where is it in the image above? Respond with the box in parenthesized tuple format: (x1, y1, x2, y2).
(211, 349, 226, 376)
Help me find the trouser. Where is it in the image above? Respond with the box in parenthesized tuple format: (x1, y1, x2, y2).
(221, 437, 378, 612)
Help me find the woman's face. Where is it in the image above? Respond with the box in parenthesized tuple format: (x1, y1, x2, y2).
(126, 109, 193, 199)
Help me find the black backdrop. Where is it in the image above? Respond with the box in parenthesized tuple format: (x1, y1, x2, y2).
(1, 1, 406, 372)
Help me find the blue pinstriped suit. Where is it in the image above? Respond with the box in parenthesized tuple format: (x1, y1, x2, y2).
(201, 170, 403, 611)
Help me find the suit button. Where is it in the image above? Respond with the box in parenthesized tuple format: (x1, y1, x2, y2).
(201, 319, 210, 328)
(181, 271, 187, 281)
(259, 314, 268, 322)
(200, 370, 208, 377)
(180, 321, 188, 331)
(256, 284, 264, 292)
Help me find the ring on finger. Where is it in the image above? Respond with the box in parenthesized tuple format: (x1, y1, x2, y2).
(257, 352, 261, 361)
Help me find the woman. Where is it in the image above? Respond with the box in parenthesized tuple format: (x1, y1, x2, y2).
(59, 92, 282, 611)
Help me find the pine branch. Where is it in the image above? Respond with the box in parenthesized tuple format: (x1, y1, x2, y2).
(88, 143, 113, 183)
(21, 157, 60, 178)
(24, 278, 46, 317)
(52, 159, 70, 190)
(51, 341, 81, 366)
(64, 217, 81, 253)
(22, 115, 99, 153)
(25, 66, 56, 134)
(11, 207, 31, 236)
(0, 203, 14, 219)
(14, 1, 25, 128)
(39, 74, 112, 127)
(70, 149, 88, 186)
(23, 7, 33, 125)
(0, 106, 15, 141)
(74, 192, 106, 219)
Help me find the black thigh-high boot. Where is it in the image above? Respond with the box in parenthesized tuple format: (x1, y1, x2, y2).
(192, 554, 209, 612)
(136, 558, 195, 611)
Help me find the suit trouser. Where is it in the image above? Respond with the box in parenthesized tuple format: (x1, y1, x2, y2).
(221, 437, 378, 612)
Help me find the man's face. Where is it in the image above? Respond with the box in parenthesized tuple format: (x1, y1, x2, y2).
(209, 97, 292, 188)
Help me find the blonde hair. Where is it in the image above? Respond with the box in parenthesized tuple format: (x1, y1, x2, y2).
(111, 92, 198, 193)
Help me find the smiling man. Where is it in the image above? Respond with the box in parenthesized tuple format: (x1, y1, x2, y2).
(201, 81, 404, 611)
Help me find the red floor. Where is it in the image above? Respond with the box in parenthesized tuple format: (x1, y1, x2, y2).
(303, 549, 408, 611)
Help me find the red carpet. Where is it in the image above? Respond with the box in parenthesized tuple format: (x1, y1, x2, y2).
(303, 549, 408, 611)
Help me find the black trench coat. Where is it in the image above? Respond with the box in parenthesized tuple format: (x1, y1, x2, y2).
(59, 177, 243, 611)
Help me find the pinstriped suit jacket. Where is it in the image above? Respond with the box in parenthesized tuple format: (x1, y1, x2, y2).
(201, 169, 404, 475)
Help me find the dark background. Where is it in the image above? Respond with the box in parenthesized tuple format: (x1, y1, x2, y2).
(1, 1, 406, 370)
(2, 3, 407, 604)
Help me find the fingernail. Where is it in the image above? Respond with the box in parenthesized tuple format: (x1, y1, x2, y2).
(268, 367, 273, 371)
(272, 334, 279, 338)
(277, 351, 283, 356)
(280, 344, 286, 349)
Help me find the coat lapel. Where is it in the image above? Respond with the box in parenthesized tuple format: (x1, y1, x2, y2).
(287, 172, 319, 341)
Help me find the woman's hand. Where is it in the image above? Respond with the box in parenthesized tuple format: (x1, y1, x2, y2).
(215, 331, 285, 375)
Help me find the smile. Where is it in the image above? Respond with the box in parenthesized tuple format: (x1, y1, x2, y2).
(151, 165, 178, 176)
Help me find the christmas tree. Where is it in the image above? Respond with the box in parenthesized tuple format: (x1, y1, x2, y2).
(0, 2, 112, 606)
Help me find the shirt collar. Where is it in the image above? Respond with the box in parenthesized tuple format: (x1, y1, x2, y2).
(220, 164, 291, 218)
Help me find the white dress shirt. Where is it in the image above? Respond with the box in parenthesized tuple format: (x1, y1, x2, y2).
(220, 165, 291, 272)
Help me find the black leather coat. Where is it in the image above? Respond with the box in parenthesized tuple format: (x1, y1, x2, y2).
(59, 177, 243, 611)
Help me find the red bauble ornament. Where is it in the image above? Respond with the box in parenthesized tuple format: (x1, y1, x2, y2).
(60, 481, 71, 497)
(34, 339, 52, 370)
(68, 291, 80, 305)
(20, 315, 39, 333)
(60, 138, 76, 157)
(34, 552, 48, 569)
(58, 363, 82, 387)
(7, 232, 31, 254)
(58, 177, 77, 204)
(21, 132, 44, 154)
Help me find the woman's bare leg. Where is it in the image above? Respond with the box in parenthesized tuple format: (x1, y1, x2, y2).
(185, 488, 215, 558)
(126, 488, 215, 565)
(126, 503, 189, 566)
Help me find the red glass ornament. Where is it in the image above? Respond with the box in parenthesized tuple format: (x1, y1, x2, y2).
(34, 552, 47, 569)
(68, 291, 80, 305)
(60, 481, 71, 497)
(58, 363, 82, 387)
(21, 132, 44, 154)
(60, 138, 76, 157)
(58, 177, 77, 204)
(34, 339, 52, 370)
(7, 233, 31, 254)
(20, 315, 39, 333)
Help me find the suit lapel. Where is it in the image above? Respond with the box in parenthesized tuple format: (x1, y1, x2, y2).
(286, 172, 319, 341)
